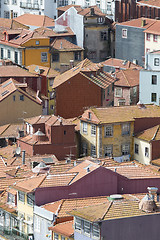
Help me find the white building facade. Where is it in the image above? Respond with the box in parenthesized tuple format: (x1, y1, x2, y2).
(1, 0, 57, 20)
(140, 51, 160, 106)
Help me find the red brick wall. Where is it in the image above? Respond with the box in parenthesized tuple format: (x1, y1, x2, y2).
(55, 73, 102, 118)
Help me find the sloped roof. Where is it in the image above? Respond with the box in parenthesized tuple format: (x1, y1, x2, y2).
(35, 26, 75, 37)
(53, 58, 115, 89)
(0, 65, 38, 77)
(0, 78, 41, 105)
(135, 125, 160, 142)
(70, 194, 160, 222)
(14, 14, 55, 27)
(13, 174, 46, 193)
(67, 160, 100, 183)
(27, 65, 59, 78)
(57, 4, 82, 12)
(51, 37, 82, 51)
(102, 58, 142, 70)
(138, 0, 160, 7)
(0, 123, 23, 138)
(114, 69, 139, 87)
(78, 5, 105, 17)
(118, 17, 156, 29)
(0, 18, 28, 29)
(49, 221, 74, 238)
(144, 20, 160, 34)
(82, 104, 160, 124)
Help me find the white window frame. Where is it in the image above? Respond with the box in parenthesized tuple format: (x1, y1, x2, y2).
(135, 143, 139, 154)
(122, 123, 130, 135)
(82, 122, 88, 134)
(122, 29, 127, 38)
(115, 87, 122, 97)
(122, 143, 130, 155)
(105, 125, 113, 137)
(75, 217, 81, 231)
(154, 58, 159, 66)
(91, 124, 96, 136)
(92, 223, 100, 238)
(145, 147, 149, 157)
(91, 144, 96, 157)
(104, 145, 112, 157)
(84, 220, 91, 235)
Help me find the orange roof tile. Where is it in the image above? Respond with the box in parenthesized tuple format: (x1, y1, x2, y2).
(114, 69, 139, 87)
(57, 5, 82, 12)
(118, 17, 156, 29)
(0, 65, 38, 77)
(102, 58, 142, 70)
(78, 5, 105, 17)
(135, 125, 160, 141)
(14, 14, 55, 28)
(144, 20, 160, 34)
(51, 38, 82, 51)
(67, 160, 99, 183)
(138, 0, 160, 7)
(53, 58, 115, 89)
(49, 221, 74, 237)
(27, 65, 59, 78)
(35, 26, 74, 37)
(13, 174, 46, 193)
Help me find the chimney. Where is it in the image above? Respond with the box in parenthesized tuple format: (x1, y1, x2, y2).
(22, 150, 25, 165)
(90, 7, 94, 16)
(147, 187, 158, 200)
(141, 19, 146, 27)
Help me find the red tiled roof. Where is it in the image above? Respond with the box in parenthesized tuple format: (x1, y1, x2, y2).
(138, 0, 160, 7)
(51, 38, 82, 51)
(102, 58, 142, 70)
(144, 20, 160, 34)
(78, 5, 105, 17)
(118, 17, 156, 29)
(27, 65, 59, 78)
(14, 14, 55, 27)
(114, 69, 139, 87)
(0, 65, 38, 77)
(49, 221, 74, 238)
(57, 5, 82, 12)
(135, 125, 160, 141)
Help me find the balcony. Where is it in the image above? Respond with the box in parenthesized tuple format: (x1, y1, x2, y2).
(0, 225, 29, 240)
(20, 2, 40, 10)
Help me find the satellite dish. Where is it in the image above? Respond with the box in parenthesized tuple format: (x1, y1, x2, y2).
(35, 66, 39, 73)
(15, 147, 21, 155)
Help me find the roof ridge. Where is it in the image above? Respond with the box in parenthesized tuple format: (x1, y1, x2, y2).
(151, 125, 160, 141)
(101, 201, 113, 220)
(121, 70, 130, 86)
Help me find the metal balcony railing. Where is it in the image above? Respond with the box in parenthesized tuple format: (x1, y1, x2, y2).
(20, 2, 40, 10)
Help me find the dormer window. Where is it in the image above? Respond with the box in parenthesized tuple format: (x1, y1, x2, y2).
(97, 17, 103, 23)
(88, 112, 91, 120)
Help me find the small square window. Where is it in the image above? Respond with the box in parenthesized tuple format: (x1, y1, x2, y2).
(135, 143, 139, 154)
(36, 41, 39, 45)
(64, 130, 66, 135)
(154, 58, 159, 66)
(122, 29, 127, 38)
(152, 75, 157, 85)
(104, 145, 112, 157)
(115, 87, 122, 97)
(20, 95, 24, 101)
(52, 53, 59, 62)
(151, 93, 157, 102)
(74, 51, 81, 61)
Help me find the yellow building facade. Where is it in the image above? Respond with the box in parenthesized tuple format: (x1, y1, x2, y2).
(21, 38, 50, 67)
(0, 85, 42, 126)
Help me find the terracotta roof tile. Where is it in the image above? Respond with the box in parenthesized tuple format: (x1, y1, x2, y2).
(0, 65, 38, 77)
(0, 123, 23, 138)
(67, 160, 100, 183)
(135, 125, 160, 141)
(85, 104, 160, 124)
(102, 58, 142, 70)
(13, 174, 46, 193)
(49, 221, 74, 237)
(118, 17, 156, 29)
(35, 26, 74, 37)
(138, 0, 160, 7)
(27, 65, 59, 78)
(114, 69, 139, 87)
(14, 14, 55, 28)
(70, 194, 160, 222)
(78, 5, 105, 17)
(57, 5, 82, 12)
(51, 38, 82, 50)
(144, 20, 160, 34)
(53, 58, 114, 89)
